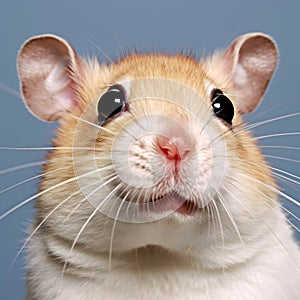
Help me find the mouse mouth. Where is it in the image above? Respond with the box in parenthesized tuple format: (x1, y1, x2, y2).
(147, 192, 200, 215)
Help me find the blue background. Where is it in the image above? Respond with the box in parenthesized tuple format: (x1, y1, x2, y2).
(0, 1, 299, 299)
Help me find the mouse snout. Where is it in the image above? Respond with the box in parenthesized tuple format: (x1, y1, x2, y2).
(156, 131, 192, 161)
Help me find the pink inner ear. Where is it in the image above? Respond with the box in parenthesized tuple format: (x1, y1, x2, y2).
(232, 64, 255, 114)
(224, 33, 278, 114)
(45, 59, 77, 113)
(17, 35, 80, 122)
(23, 58, 78, 122)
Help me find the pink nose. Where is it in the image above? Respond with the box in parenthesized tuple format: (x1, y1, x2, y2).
(156, 135, 190, 161)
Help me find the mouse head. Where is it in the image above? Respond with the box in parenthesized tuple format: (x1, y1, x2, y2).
(17, 33, 278, 263)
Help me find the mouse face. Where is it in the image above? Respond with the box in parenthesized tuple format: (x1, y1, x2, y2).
(17, 33, 280, 268)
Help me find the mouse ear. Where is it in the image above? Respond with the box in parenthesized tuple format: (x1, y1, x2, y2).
(17, 35, 81, 122)
(223, 33, 278, 114)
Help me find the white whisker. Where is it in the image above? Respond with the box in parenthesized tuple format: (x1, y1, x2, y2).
(256, 132, 300, 140)
(238, 173, 300, 208)
(108, 189, 130, 271)
(10, 188, 84, 268)
(265, 155, 300, 164)
(279, 206, 300, 223)
(272, 171, 300, 186)
(217, 192, 244, 244)
(244, 112, 300, 131)
(0, 161, 45, 176)
(285, 218, 300, 234)
(81, 34, 114, 63)
(69, 114, 115, 134)
(62, 172, 117, 225)
(0, 146, 103, 151)
(264, 222, 300, 270)
(211, 199, 224, 249)
(260, 145, 300, 151)
(224, 180, 300, 270)
(227, 168, 300, 223)
(0, 167, 67, 195)
(0, 169, 101, 220)
(61, 181, 121, 276)
(0, 82, 22, 99)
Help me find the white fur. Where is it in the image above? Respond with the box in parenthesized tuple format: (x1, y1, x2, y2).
(26, 203, 300, 300)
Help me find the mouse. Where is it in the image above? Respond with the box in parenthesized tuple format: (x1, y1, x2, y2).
(13, 32, 300, 299)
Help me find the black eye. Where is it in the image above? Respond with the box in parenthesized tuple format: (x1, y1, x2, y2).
(97, 84, 126, 125)
(211, 89, 234, 125)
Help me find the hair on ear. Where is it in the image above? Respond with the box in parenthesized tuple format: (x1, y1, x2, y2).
(17, 35, 81, 121)
(223, 33, 278, 114)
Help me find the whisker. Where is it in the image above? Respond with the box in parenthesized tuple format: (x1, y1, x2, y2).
(0, 153, 118, 180)
(222, 184, 257, 219)
(0, 82, 22, 99)
(206, 201, 213, 237)
(280, 205, 300, 223)
(224, 180, 300, 271)
(264, 221, 300, 270)
(208, 111, 300, 148)
(211, 199, 225, 249)
(10, 188, 84, 269)
(108, 189, 130, 271)
(285, 218, 300, 234)
(126, 105, 147, 133)
(225, 162, 300, 223)
(0, 161, 45, 176)
(112, 32, 126, 58)
(0, 169, 101, 220)
(81, 34, 114, 63)
(62, 172, 117, 225)
(244, 111, 300, 131)
(198, 109, 215, 136)
(272, 171, 300, 186)
(215, 154, 300, 183)
(0, 167, 66, 195)
(70, 113, 140, 143)
(260, 145, 300, 151)
(0, 146, 104, 151)
(256, 132, 300, 140)
(237, 173, 300, 208)
(217, 192, 244, 244)
(61, 180, 121, 276)
(98, 104, 143, 142)
(265, 155, 300, 164)
(125, 187, 139, 220)
(69, 114, 114, 134)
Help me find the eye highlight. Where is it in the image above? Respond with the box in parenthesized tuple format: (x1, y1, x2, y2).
(97, 84, 126, 125)
(211, 89, 234, 125)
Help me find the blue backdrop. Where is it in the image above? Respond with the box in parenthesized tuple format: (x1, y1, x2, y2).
(0, 1, 299, 299)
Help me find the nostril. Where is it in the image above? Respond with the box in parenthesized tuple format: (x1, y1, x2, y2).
(156, 135, 190, 160)
(157, 136, 180, 160)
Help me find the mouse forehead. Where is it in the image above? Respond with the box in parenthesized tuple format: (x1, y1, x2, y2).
(111, 54, 214, 100)
(120, 77, 209, 119)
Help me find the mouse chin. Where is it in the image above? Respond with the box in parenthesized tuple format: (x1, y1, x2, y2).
(114, 211, 204, 255)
